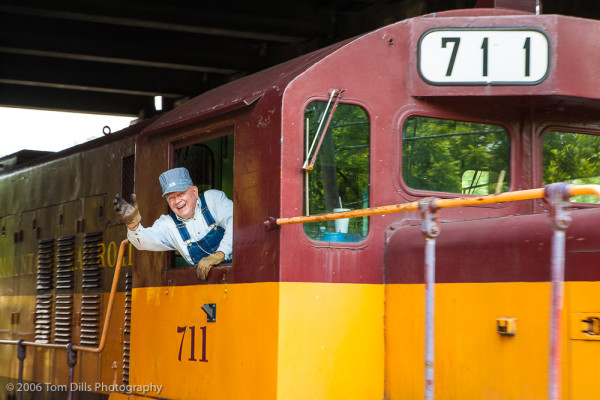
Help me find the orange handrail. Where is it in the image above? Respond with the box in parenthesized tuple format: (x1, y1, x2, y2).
(272, 184, 600, 226)
(73, 239, 129, 353)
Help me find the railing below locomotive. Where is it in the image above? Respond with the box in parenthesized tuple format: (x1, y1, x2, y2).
(0, 239, 130, 400)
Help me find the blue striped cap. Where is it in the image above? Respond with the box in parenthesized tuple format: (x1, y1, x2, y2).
(159, 167, 193, 196)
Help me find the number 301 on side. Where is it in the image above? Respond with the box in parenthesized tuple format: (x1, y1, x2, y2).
(418, 29, 549, 85)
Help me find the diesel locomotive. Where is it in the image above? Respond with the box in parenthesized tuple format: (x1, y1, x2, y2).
(2, 1, 600, 399)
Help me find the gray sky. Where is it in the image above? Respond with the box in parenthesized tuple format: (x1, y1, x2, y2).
(1, 106, 134, 157)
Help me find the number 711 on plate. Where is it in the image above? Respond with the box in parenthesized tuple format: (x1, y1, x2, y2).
(418, 28, 549, 85)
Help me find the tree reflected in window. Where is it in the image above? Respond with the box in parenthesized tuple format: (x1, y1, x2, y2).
(402, 116, 510, 195)
(303, 102, 370, 242)
(543, 130, 600, 204)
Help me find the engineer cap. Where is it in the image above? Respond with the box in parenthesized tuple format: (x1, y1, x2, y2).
(159, 167, 193, 196)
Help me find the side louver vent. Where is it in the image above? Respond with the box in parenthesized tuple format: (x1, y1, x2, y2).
(82, 232, 102, 288)
(122, 272, 132, 385)
(36, 238, 54, 290)
(80, 294, 101, 345)
(54, 295, 73, 344)
(80, 231, 103, 345)
(34, 294, 53, 343)
(56, 235, 75, 289)
(54, 236, 75, 344)
(35, 239, 54, 343)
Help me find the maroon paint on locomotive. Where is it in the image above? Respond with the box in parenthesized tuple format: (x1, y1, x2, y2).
(127, 8, 600, 289)
(277, 9, 600, 285)
(385, 208, 600, 284)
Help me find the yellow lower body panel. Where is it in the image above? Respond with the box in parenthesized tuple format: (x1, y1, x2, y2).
(130, 282, 279, 399)
(129, 282, 384, 400)
(277, 282, 384, 400)
(385, 281, 600, 400)
(3, 280, 598, 399)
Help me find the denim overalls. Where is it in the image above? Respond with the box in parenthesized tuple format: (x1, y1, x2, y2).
(169, 194, 225, 264)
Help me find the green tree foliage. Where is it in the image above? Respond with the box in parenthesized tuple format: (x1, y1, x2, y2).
(402, 116, 510, 195)
(303, 101, 369, 241)
(543, 131, 600, 203)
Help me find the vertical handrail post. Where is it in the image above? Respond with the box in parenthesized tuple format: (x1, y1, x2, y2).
(67, 343, 78, 400)
(419, 198, 440, 400)
(16, 339, 26, 400)
(544, 183, 572, 400)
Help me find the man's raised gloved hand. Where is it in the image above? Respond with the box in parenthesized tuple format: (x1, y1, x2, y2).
(113, 194, 141, 230)
(196, 251, 225, 280)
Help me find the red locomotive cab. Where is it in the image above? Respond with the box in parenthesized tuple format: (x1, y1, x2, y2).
(278, 5, 600, 400)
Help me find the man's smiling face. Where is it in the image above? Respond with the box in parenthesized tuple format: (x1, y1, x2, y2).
(166, 185, 198, 220)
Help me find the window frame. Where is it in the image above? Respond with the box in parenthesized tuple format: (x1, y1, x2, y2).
(397, 111, 515, 201)
(300, 95, 374, 248)
(538, 125, 600, 207)
(163, 126, 235, 274)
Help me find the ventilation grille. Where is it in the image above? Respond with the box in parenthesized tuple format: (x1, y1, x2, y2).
(34, 294, 53, 343)
(82, 232, 102, 289)
(80, 294, 101, 345)
(35, 239, 54, 343)
(80, 231, 103, 345)
(122, 272, 132, 385)
(54, 295, 73, 344)
(36, 238, 54, 290)
(56, 235, 75, 290)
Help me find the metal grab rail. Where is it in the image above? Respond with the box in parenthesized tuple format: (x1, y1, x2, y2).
(0, 239, 130, 399)
(267, 184, 600, 226)
(73, 238, 129, 354)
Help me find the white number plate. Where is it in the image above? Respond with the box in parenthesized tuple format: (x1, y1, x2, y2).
(418, 29, 549, 85)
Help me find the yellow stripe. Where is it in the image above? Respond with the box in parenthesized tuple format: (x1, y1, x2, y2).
(131, 282, 279, 399)
(385, 281, 600, 399)
(131, 282, 384, 399)
(5, 280, 597, 399)
(277, 282, 384, 400)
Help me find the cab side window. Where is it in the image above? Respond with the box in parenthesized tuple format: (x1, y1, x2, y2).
(402, 116, 510, 195)
(543, 130, 600, 204)
(171, 134, 234, 267)
(303, 101, 370, 243)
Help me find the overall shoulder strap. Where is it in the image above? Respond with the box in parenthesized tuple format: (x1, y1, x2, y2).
(169, 212, 192, 241)
(199, 193, 217, 226)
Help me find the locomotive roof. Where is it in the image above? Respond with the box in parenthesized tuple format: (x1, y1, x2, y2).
(142, 38, 354, 136)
